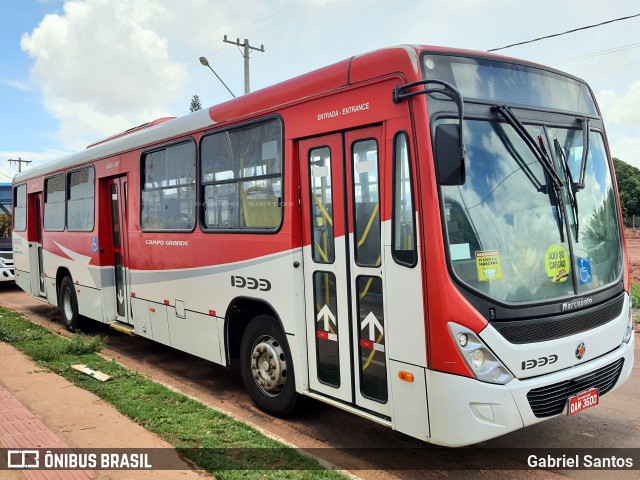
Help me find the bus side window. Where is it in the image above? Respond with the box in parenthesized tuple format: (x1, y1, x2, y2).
(44, 174, 66, 232)
(13, 184, 27, 232)
(141, 141, 196, 232)
(391, 132, 417, 267)
(200, 118, 283, 231)
(67, 167, 95, 232)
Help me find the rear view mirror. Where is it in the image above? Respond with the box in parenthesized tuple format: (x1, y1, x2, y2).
(435, 124, 466, 186)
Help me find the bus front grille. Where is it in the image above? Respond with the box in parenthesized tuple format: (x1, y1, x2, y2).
(526, 358, 624, 418)
(493, 293, 624, 344)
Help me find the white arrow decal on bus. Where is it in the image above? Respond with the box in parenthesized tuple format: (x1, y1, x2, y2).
(361, 312, 383, 341)
(316, 304, 336, 331)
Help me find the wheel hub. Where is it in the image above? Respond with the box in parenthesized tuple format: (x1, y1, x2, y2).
(250, 336, 287, 396)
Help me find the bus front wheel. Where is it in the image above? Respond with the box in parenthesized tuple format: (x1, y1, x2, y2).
(59, 277, 79, 332)
(240, 315, 298, 417)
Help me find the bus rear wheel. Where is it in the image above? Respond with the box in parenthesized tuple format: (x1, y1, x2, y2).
(240, 315, 298, 417)
(59, 277, 79, 332)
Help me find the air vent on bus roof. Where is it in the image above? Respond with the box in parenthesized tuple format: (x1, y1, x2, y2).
(86, 117, 176, 149)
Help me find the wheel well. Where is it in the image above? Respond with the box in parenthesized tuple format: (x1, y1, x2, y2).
(55, 267, 72, 301)
(225, 298, 281, 363)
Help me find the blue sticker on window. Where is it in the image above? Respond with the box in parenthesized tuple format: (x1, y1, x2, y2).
(577, 257, 592, 285)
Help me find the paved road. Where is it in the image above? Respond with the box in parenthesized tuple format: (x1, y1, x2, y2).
(0, 282, 638, 480)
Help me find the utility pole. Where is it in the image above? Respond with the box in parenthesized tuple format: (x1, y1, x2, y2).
(8, 157, 31, 173)
(223, 36, 265, 94)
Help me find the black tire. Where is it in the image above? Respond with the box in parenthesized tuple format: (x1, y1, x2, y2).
(58, 276, 79, 332)
(240, 315, 298, 417)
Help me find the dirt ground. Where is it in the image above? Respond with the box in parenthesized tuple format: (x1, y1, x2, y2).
(626, 229, 640, 282)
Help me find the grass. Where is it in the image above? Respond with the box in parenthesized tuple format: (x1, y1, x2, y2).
(0, 308, 346, 479)
(631, 282, 640, 311)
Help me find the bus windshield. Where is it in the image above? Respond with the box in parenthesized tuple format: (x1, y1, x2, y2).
(441, 119, 622, 303)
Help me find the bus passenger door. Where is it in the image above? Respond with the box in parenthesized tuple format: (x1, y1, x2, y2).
(299, 126, 391, 418)
(27, 193, 46, 297)
(106, 176, 132, 324)
(299, 134, 352, 403)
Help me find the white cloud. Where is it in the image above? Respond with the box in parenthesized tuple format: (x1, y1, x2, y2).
(20, 0, 189, 148)
(2, 80, 33, 92)
(595, 83, 640, 168)
(597, 82, 640, 128)
(605, 134, 640, 170)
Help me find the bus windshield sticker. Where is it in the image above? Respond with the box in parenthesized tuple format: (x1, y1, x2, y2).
(545, 244, 570, 284)
(576, 257, 593, 285)
(450, 243, 470, 261)
(475, 250, 503, 282)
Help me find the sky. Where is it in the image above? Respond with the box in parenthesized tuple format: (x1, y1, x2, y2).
(1, 0, 640, 180)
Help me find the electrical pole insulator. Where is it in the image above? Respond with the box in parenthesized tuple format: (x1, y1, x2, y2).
(8, 157, 32, 173)
(223, 35, 265, 94)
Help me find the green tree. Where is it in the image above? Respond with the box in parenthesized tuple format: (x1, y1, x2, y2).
(189, 94, 202, 112)
(613, 158, 640, 221)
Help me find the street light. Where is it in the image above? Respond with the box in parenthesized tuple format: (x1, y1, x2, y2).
(199, 56, 236, 99)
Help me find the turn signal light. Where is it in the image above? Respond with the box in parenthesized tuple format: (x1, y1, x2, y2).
(398, 371, 414, 382)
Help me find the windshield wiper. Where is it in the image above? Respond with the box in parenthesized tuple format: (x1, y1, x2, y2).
(554, 139, 579, 242)
(492, 105, 566, 241)
(575, 117, 590, 191)
(492, 106, 563, 189)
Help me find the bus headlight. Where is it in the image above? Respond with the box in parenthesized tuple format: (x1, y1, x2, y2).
(624, 302, 634, 344)
(470, 349, 485, 371)
(448, 322, 514, 385)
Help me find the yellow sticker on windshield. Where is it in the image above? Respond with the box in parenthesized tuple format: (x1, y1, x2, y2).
(476, 250, 503, 282)
(545, 244, 570, 284)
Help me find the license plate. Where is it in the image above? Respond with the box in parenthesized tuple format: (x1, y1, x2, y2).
(567, 388, 599, 416)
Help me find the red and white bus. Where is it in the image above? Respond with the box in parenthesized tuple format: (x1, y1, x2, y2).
(12, 45, 634, 446)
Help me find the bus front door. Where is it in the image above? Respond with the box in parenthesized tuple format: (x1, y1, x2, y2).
(299, 127, 391, 418)
(106, 176, 132, 325)
(28, 193, 46, 298)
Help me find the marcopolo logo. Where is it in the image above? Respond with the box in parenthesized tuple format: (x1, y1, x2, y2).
(561, 297, 593, 312)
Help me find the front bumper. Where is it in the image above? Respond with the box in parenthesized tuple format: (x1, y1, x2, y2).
(425, 334, 634, 447)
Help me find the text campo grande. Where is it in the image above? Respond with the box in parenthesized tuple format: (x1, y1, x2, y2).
(317, 102, 370, 121)
(41, 451, 152, 469)
(145, 239, 189, 246)
(528, 454, 633, 469)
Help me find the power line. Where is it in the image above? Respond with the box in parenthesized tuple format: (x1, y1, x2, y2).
(264, 0, 390, 50)
(488, 13, 640, 52)
(550, 42, 640, 66)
